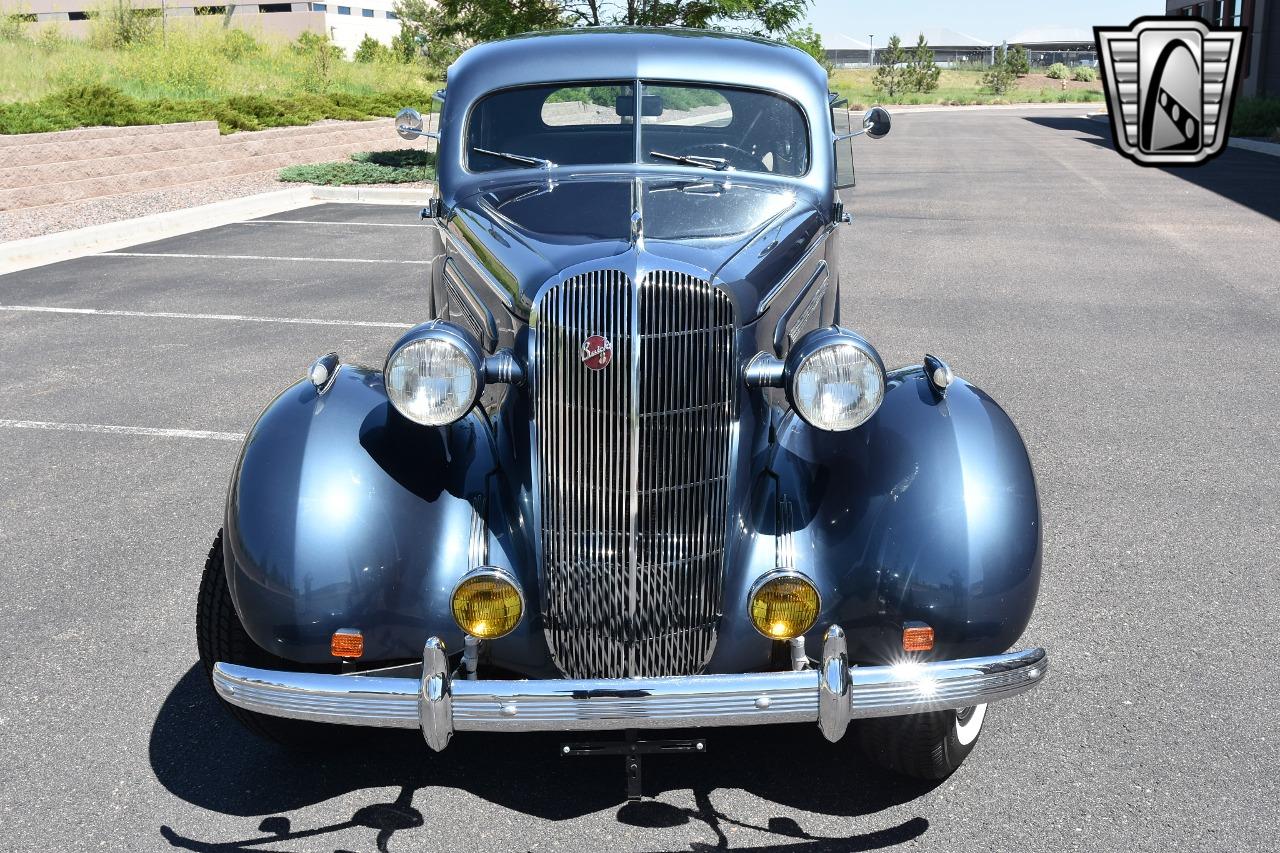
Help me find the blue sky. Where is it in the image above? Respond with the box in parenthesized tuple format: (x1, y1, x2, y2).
(803, 1, 1162, 42)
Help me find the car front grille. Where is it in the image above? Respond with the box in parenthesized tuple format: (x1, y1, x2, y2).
(533, 269, 736, 678)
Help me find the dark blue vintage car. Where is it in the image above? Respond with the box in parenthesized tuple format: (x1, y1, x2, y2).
(199, 28, 1046, 788)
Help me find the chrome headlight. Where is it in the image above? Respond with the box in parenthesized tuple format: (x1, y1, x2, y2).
(786, 328, 886, 431)
(385, 322, 483, 426)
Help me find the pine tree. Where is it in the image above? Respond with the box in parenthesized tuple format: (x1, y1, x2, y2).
(982, 45, 1017, 95)
(1007, 45, 1030, 76)
(907, 32, 940, 93)
(872, 34, 910, 100)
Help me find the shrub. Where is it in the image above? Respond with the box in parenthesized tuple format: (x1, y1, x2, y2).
(0, 83, 439, 134)
(278, 148, 437, 185)
(1072, 65, 1098, 82)
(292, 31, 345, 91)
(35, 23, 63, 51)
(1230, 96, 1280, 137)
(353, 34, 392, 64)
(219, 28, 261, 61)
(2, 13, 30, 41)
(88, 0, 156, 49)
(1046, 63, 1070, 80)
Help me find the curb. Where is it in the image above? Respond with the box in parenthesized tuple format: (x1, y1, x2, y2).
(888, 102, 1105, 114)
(308, 185, 437, 203)
(1228, 136, 1280, 157)
(1084, 112, 1280, 158)
(0, 184, 435, 276)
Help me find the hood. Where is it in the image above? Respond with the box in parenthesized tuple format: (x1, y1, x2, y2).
(445, 174, 826, 320)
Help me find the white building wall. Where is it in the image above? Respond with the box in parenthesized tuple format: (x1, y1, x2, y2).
(3, 0, 409, 57)
(314, 0, 403, 56)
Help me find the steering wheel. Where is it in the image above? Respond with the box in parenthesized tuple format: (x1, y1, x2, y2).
(681, 142, 763, 171)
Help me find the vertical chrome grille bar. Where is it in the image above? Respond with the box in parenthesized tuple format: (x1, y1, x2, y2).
(535, 269, 735, 678)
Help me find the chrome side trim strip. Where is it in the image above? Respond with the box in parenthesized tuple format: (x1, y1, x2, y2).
(752, 223, 836, 317)
(212, 642, 1048, 737)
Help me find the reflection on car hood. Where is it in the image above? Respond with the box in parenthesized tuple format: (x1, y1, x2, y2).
(447, 174, 825, 319)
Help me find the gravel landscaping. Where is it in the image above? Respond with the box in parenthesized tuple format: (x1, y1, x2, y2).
(0, 172, 285, 242)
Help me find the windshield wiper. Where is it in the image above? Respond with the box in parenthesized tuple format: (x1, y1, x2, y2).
(472, 147, 554, 169)
(648, 151, 730, 171)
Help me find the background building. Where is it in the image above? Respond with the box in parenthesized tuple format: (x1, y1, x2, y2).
(5, 0, 403, 56)
(1008, 27, 1099, 67)
(824, 25, 1099, 68)
(822, 32, 872, 66)
(1167, 0, 1276, 96)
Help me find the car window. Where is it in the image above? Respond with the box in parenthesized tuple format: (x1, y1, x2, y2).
(641, 83, 809, 176)
(465, 81, 808, 176)
(540, 85, 634, 126)
(641, 86, 732, 127)
(467, 82, 635, 172)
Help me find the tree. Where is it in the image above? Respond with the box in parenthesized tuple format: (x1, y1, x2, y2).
(1006, 44, 1030, 76)
(393, 0, 813, 59)
(982, 45, 1017, 95)
(353, 33, 391, 63)
(786, 25, 832, 76)
(872, 34, 910, 100)
(906, 32, 939, 93)
(390, 22, 422, 62)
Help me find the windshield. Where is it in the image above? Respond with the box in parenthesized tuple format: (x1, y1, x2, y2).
(465, 81, 809, 176)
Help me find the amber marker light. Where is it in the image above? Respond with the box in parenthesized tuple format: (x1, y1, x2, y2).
(748, 571, 820, 640)
(902, 622, 935, 652)
(331, 628, 364, 658)
(451, 567, 524, 640)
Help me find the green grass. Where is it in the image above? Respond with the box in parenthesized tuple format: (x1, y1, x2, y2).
(830, 68, 1105, 108)
(0, 23, 440, 134)
(278, 149, 437, 185)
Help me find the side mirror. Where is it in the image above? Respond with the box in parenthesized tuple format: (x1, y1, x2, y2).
(862, 106, 891, 140)
(396, 107, 439, 141)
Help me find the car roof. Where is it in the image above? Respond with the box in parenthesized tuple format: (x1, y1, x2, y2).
(444, 27, 828, 108)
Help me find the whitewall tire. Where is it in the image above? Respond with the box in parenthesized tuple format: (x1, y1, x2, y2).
(856, 704, 990, 780)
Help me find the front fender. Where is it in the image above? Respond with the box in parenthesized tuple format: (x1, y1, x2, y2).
(223, 366, 546, 668)
(768, 366, 1042, 662)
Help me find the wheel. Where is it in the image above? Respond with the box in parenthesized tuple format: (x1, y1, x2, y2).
(197, 530, 346, 748)
(856, 704, 988, 780)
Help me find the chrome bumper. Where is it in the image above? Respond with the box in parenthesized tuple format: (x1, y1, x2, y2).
(212, 626, 1047, 750)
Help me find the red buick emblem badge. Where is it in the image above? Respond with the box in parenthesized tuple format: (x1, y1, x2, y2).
(580, 335, 613, 370)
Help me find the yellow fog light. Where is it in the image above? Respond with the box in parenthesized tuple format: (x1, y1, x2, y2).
(748, 571, 820, 640)
(451, 567, 523, 640)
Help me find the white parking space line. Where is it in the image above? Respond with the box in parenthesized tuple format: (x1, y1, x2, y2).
(102, 252, 430, 265)
(238, 220, 422, 228)
(0, 419, 244, 442)
(0, 304, 414, 329)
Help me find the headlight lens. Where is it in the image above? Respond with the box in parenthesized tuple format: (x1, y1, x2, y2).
(451, 569, 523, 639)
(386, 336, 478, 425)
(748, 572, 820, 640)
(791, 340, 885, 431)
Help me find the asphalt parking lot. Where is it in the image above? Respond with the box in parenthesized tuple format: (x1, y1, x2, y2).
(2, 107, 1278, 852)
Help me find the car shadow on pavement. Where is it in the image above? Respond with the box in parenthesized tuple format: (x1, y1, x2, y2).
(1024, 115, 1280, 222)
(151, 665, 935, 851)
